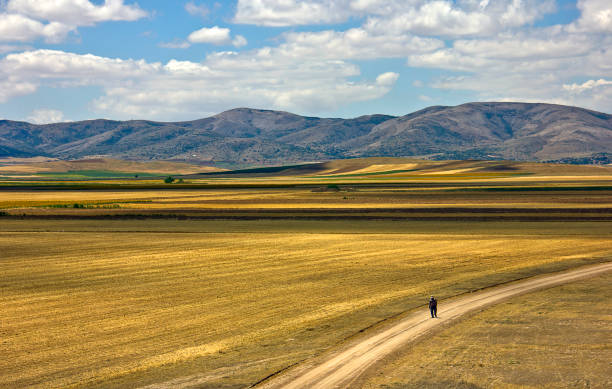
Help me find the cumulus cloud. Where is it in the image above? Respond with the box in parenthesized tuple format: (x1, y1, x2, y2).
(569, 0, 612, 33)
(26, 108, 65, 124)
(0, 0, 146, 43)
(452, 34, 595, 60)
(364, 0, 555, 37)
(0, 49, 398, 120)
(563, 78, 612, 92)
(0, 13, 74, 43)
(2, 0, 612, 120)
(0, 44, 30, 54)
(0, 78, 36, 103)
(376, 72, 399, 86)
(279, 28, 442, 59)
(6, 0, 147, 25)
(188, 26, 247, 47)
(234, 0, 355, 27)
(235, 0, 555, 36)
(185, 1, 209, 18)
(2, 49, 160, 82)
(407, 28, 612, 113)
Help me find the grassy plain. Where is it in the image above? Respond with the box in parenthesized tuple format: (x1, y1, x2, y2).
(359, 272, 612, 389)
(1, 158, 611, 388)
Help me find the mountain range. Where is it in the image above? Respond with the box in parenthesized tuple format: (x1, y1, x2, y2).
(1, 102, 611, 166)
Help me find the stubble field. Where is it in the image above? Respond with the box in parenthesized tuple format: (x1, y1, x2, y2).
(1, 158, 611, 388)
(359, 272, 612, 389)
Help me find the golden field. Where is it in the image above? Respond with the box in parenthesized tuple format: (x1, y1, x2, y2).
(359, 272, 612, 389)
(2, 220, 611, 388)
(1, 158, 611, 388)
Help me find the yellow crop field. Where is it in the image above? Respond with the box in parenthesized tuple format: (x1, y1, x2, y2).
(2, 187, 612, 214)
(2, 158, 611, 388)
(360, 272, 612, 389)
(2, 220, 611, 388)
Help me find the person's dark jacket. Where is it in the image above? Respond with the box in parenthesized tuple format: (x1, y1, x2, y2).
(429, 298, 437, 309)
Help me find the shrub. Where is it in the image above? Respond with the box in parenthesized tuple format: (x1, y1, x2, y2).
(164, 176, 175, 184)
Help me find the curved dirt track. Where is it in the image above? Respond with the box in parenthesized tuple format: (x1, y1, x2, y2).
(259, 262, 612, 389)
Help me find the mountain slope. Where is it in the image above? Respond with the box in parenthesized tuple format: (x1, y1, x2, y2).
(1, 103, 610, 166)
(345, 103, 612, 161)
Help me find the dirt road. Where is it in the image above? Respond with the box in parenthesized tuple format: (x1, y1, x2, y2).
(258, 262, 612, 389)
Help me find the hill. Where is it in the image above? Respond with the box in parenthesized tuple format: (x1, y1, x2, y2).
(1, 103, 610, 166)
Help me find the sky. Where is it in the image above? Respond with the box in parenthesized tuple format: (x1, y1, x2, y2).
(0, 0, 610, 124)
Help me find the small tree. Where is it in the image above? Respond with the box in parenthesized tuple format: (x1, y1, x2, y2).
(164, 176, 175, 184)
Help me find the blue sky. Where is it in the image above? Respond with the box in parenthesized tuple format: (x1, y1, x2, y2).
(0, 0, 610, 123)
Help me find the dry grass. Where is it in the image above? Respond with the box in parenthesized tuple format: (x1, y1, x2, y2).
(2, 187, 612, 212)
(359, 272, 612, 389)
(1, 221, 611, 388)
(1, 161, 611, 388)
(0, 158, 217, 175)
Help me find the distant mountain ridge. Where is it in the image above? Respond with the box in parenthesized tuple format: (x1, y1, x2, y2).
(1, 102, 611, 166)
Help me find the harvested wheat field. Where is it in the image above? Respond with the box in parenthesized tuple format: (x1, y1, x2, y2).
(1, 158, 612, 388)
(2, 220, 611, 388)
(358, 272, 612, 389)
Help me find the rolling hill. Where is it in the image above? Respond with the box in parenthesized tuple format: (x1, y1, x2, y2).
(1, 102, 610, 166)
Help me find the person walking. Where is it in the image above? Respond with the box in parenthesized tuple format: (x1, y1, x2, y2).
(429, 296, 438, 318)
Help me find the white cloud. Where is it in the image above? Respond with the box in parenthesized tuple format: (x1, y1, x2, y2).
(376, 72, 399, 86)
(6, 0, 147, 26)
(2, 0, 611, 120)
(365, 0, 555, 37)
(563, 78, 612, 92)
(1, 49, 160, 82)
(405, 24, 612, 113)
(159, 39, 191, 49)
(26, 108, 65, 124)
(188, 26, 248, 48)
(0, 0, 146, 43)
(188, 26, 231, 45)
(0, 13, 74, 43)
(0, 49, 398, 120)
(185, 1, 209, 18)
(0, 78, 36, 102)
(232, 35, 248, 48)
(569, 0, 612, 32)
(234, 0, 554, 35)
(0, 44, 30, 54)
(279, 28, 442, 60)
(235, 0, 354, 27)
(452, 33, 594, 60)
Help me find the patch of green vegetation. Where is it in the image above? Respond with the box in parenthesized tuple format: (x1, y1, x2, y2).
(44, 203, 122, 209)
